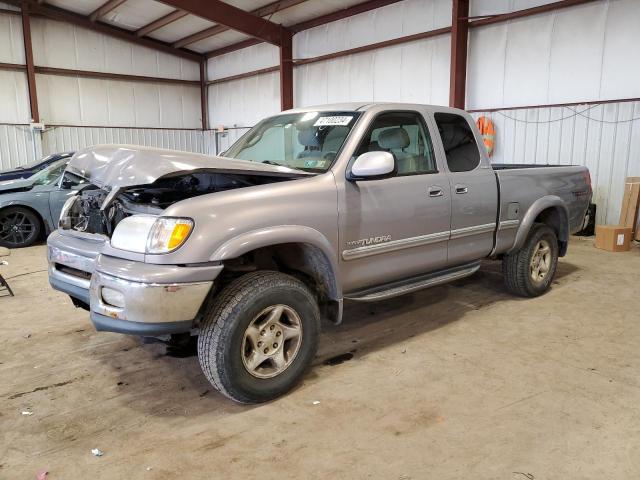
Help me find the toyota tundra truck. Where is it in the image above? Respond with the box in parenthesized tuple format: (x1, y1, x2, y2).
(47, 103, 592, 403)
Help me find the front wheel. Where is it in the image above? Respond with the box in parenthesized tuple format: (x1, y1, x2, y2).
(502, 223, 559, 297)
(197, 271, 320, 404)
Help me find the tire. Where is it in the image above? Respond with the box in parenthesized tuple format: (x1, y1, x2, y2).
(0, 207, 42, 248)
(197, 271, 321, 404)
(502, 223, 559, 298)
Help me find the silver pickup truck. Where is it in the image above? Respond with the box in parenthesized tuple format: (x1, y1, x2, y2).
(48, 103, 591, 403)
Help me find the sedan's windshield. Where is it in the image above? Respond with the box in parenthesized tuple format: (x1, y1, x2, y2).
(224, 111, 360, 172)
(31, 159, 68, 186)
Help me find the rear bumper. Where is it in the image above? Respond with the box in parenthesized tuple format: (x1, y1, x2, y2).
(47, 230, 222, 336)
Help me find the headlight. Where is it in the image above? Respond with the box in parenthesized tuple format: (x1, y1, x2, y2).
(147, 217, 194, 254)
(111, 215, 157, 253)
(58, 194, 79, 229)
(110, 215, 194, 254)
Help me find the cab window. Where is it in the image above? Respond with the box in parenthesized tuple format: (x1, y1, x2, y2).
(434, 112, 481, 172)
(355, 112, 437, 176)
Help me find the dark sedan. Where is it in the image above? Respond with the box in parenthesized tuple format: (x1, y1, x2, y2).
(0, 151, 74, 182)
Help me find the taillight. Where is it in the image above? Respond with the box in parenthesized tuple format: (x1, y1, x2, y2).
(583, 170, 592, 193)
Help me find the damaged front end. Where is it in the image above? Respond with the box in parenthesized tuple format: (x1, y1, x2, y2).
(58, 145, 311, 237)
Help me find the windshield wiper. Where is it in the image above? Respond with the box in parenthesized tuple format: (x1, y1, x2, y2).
(262, 160, 283, 166)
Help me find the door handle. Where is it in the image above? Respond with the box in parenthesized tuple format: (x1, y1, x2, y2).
(455, 185, 468, 194)
(428, 186, 444, 197)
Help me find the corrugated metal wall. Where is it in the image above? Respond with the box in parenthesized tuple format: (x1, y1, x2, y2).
(0, 124, 42, 171)
(471, 101, 640, 225)
(41, 126, 205, 155)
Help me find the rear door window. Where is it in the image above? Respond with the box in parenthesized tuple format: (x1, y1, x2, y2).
(434, 113, 481, 172)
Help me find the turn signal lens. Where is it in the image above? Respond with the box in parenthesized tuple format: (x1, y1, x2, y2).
(146, 218, 194, 254)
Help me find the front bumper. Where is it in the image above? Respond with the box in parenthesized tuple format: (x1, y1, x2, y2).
(48, 230, 222, 336)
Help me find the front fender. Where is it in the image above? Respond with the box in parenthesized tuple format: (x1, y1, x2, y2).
(210, 225, 341, 297)
(0, 195, 54, 233)
(510, 196, 569, 255)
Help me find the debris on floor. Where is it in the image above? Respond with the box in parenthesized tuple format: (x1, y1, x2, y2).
(312, 400, 320, 405)
(91, 448, 104, 457)
(36, 470, 48, 480)
(323, 352, 354, 365)
(21, 411, 33, 416)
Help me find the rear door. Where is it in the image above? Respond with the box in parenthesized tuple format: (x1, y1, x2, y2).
(338, 110, 452, 292)
(431, 111, 498, 264)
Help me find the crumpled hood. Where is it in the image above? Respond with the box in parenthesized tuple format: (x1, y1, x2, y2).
(0, 176, 34, 193)
(67, 145, 311, 189)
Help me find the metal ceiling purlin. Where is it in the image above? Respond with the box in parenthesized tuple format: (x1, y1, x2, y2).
(4, 0, 203, 62)
(89, 0, 128, 22)
(172, 0, 310, 49)
(136, 9, 188, 37)
(156, 0, 284, 45)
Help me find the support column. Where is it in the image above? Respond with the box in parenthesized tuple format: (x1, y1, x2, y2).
(449, 0, 469, 109)
(279, 28, 293, 111)
(200, 58, 208, 130)
(21, 1, 39, 123)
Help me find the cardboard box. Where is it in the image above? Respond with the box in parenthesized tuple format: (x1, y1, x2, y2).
(619, 177, 640, 234)
(595, 225, 633, 252)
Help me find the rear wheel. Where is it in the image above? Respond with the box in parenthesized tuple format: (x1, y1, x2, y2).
(197, 271, 320, 404)
(0, 207, 42, 248)
(502, 223, 559, 297)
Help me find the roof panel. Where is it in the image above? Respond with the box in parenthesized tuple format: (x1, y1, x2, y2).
(44, 0, 106, 16)
(101, 0, 176, 30)
(188, 29, 251, 53)
(271, 0, 370, 26)
(148, 14, 215, 43)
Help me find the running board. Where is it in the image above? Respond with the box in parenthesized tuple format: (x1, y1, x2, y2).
(344, 262, 481, 302)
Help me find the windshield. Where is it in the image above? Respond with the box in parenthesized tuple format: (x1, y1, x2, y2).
(31, 159, 68, 186)
(224, 111, 361, 172)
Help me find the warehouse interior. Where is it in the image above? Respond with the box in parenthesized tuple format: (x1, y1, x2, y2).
(1, 0, 640, 478)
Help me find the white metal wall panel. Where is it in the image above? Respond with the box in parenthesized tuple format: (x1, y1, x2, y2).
(470, 0, 559, 16)
(294, 0, 451, 59)
(467, 0, 640, 110)
(0, 70, 30, 123)
(295, 34, 450, 108)
(208, 72, 280, 128)
(207, 43, 280, 80)
(471, 101, 640, 225)
(0, 125, 41, 171)
(0, 11, 25, 64)
(30, 17, 199, 80)
(36, 74, 202, 129)
(41, 126, 205, 156)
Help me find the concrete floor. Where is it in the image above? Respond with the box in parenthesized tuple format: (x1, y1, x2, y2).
(1, 237, 639, 479)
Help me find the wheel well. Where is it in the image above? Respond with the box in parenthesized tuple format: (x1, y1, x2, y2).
(534, 207, 568, 256)
(0, 204, 46, 238)
(219, 243, 341, 323)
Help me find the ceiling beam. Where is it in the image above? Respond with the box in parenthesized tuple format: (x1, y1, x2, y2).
(156, 0, 285, 45)
(89, 0, 128, 22)
(136, 9, 188, 37)
(6, 0, 202, 61)
(173, 0, 309, 49)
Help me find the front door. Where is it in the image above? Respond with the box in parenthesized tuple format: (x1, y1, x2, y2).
(338, 111, 451, 293)
(431, 111, 498, 264)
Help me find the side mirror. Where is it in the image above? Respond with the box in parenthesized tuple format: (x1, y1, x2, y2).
(347, 151, 396, 181)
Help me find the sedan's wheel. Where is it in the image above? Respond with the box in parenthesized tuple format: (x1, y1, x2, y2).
(503, 223, 559, 297)
(0, 207, 42, 248)
(198, 271, 320, 404)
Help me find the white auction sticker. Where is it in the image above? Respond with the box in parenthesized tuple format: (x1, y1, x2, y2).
(314, 116, 353, 127)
